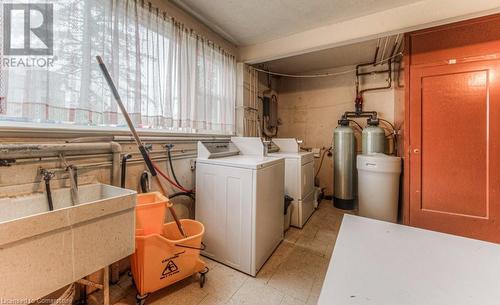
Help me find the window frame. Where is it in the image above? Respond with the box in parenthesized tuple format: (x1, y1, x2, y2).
(0, 120, 236, 139)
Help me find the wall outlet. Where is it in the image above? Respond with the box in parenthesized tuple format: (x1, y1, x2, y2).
(312, 148, 321, 158)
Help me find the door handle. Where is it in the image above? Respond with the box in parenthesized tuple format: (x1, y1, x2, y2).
(413, 148, 420, 154)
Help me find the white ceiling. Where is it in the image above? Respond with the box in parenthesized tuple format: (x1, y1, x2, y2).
(171, 0, 421, 46)
(259, 35, 400, 74)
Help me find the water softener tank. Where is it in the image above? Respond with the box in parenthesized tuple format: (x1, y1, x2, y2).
(362, 123, 385, 154)
(333, 122, 356, 210)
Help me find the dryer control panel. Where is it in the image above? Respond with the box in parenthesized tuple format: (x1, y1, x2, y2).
(197, 142, 240, 159)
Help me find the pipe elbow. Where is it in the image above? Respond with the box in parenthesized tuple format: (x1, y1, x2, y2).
(110, 141, 122, 153)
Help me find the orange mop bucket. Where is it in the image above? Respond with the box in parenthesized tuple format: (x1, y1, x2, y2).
(131, 193, 207, 304)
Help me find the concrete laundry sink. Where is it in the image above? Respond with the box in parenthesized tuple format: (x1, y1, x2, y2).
(0, 183, 136, 301)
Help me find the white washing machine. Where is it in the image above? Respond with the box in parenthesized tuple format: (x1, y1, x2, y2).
(196, 137, 285, 276)
(269, 138, 315, 228)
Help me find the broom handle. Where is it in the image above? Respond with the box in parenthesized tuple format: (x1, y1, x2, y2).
(96, 55, 187, 237)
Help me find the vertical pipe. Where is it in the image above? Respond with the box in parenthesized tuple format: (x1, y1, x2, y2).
(373, 38, 381, 65)
(254, 68, 257, 136)
(60, 153, 79, 205)
(120, 153, 132, 188)
(43, 174, 54, 211)
(111, 143, 121, 187)
(249, 66, 253, 137)
(41, 169, 55, 211)
(255, 69, 260, 137)
(110, 142, 122, 284)
(45, 179, 54, 211)
(380, 36, 389, 63)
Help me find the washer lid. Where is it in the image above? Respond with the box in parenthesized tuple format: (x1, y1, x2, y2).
(357, 153, 402, 173)
(197, 155, 284, 170)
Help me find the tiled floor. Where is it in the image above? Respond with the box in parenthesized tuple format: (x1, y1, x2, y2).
(94, 201, 344, 305)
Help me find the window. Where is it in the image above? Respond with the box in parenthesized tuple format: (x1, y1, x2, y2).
(0, 0, 236, 134)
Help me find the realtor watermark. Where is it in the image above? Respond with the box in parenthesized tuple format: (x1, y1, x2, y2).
(2, 2, 55, 68)
(0, 297, 72, 304)
(2, 56, 55, 67)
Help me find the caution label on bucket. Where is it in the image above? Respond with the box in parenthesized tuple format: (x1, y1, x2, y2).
(160, 253, 183, 279)
(161, 260, 179, 279)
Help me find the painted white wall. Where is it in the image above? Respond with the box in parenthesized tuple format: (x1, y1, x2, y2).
(239, 0, 500, 63)
(277, 65, 397, 194)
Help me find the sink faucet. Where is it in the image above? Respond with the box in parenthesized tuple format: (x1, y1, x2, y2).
(59, 154, 79, 205)
(262, 140, 271, 156)
(40, 169, 55, 211)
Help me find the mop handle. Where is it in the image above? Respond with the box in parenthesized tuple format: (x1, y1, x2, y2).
(96, 56, 157, 176)
(96, 55, 187, 237)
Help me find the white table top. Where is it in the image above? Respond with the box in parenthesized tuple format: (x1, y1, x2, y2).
(318, 215, 500, 305)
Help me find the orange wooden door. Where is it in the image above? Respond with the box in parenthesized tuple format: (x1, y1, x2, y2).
(409, 59, 500, 243)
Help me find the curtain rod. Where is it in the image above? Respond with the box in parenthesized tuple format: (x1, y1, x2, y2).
(134, 0, 235, 58)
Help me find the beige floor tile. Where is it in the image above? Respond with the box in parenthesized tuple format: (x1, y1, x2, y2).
(315, 230, 337, 244)
(147, 276, 207, 305)
(199, 263, 247, 303)
(273, 240, 296, 257)
(280, 295, 306, 305)
(298, 223, 320, 240)
(305, 297, 319, 305)
(295, 235, 329, 258)
(284, 228, 302, 243)
(306, 215, 341, 234)
(201, 256, 222, 270)
(228, 279, 284, 305)
(267, 234, 331, 302)
(254, 254, 284, 283)
(266, 248, 317, 300)
(280, 246, 327, 278)
(87, 279, 128, 305)
(267, 268, 314, 303)
(255, 241, 296, 283)
(306, 272, 326, 305)
(309, 263, 329, 284)
(324, 240, 337, 260)
(114, 289, 136, 305)
(198, 294, 228, 305)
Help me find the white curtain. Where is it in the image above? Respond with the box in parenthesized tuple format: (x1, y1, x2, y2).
(0, 0, 236, 134)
